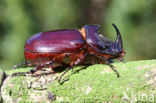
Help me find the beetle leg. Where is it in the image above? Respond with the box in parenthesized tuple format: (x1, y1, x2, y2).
(107, 63, 120, 77)
(107, 59, 114, 63)
(102, 57, 119, 77)
(58, 52, 88, 83)
(12, 61, 32, 69)
(12, 60, 55, 76)
(27, 60, 55, 74)
(91, 57, 95, 64)
(93, 54, 119, 77)
(95, 56, 106, 64)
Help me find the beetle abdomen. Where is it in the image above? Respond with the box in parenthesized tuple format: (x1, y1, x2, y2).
(24, 51, 65, 62)
(25, 30, 85, 53)
(24, 50, 86, 65)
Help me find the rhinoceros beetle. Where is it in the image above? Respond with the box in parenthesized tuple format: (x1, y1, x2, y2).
(12, 24, 125, 82)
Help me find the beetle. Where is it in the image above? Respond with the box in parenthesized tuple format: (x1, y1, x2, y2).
(12, 24, 125, 82)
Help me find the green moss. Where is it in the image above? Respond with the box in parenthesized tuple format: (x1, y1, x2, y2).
(1, 60, 156, 102)
(4, 77, 31, 102)
(47, 60, 156, 102)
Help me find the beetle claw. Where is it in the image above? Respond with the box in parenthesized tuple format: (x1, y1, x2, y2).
(108, 64, 120, 78)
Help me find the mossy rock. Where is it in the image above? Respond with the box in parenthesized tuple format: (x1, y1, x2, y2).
(0, 60, 156, 102)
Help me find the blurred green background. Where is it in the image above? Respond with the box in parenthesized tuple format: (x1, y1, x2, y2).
(0, 0, 156, 70)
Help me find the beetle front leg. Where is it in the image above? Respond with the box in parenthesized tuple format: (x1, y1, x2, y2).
(102, 57, 120, 77)
(107, 63, 120, 78)
(92, 54, 119, 77)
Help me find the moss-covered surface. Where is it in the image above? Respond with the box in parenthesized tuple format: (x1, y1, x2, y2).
(1, 60, 156, 102)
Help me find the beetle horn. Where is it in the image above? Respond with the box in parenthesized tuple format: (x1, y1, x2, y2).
(112, 24, 123, 48)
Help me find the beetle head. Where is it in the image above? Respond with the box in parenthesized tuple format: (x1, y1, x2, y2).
(100, 24, 125, 61)
(83, 24, 125, 61)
